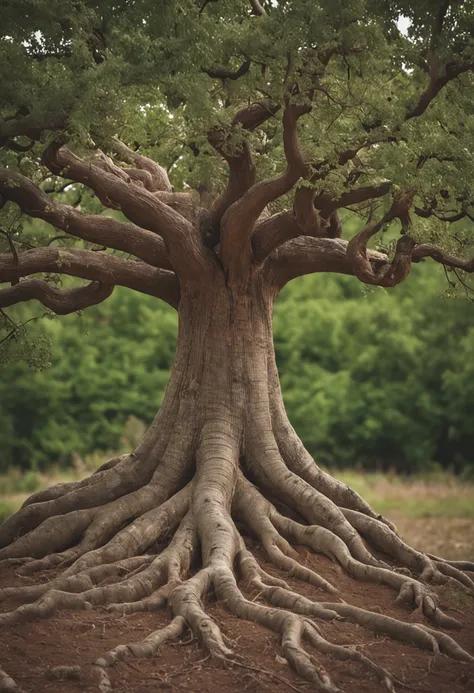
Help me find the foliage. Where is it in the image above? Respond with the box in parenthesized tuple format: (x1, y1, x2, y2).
(0, 290, 177, 470)
(274, 260, 474, 473)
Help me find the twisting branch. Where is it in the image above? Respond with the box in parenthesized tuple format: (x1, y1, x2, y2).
(314, 182, 393, 217)
(42, 144, 212, 281)
(407, 59, 474, 120)
(208, 100, 280, 239)
(0, 247, 180, 308)
(252, 211, 302, 261)
(411, 244, 474, 273)
(252, 207, 343, 264)
(202, 60, 251, 81)
(107, 139, 173, 193)
(346, 193, 416, 287)
(220, 102, 311, 277)
(0, 113, 66, 145)
(292, 183, 329, 238)
(0, 279, 114, 315)
(265, 236, 388, 290)
(0, 170, 171, 270)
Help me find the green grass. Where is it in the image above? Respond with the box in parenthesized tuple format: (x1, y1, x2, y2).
(334, 469, 474, 519)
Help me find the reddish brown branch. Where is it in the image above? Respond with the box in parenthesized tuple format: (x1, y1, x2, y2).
(208, 100, 280, 237)
(0, 170, 171, 270)
(315, 182, 393, 216)
(42, 145, 211, 280)
(0, 278, 114, 315)
(108, 139, 173, 193)
(220, 103, 311, 277)
(346, 194, 416, 287)
(412, 244, 474, 273)
(252, 211, 302, 261)
(251, 156, 391, 265)
(266, 237, 388, 289)
(406, 60, 474, 120)
(0, 248, 180, 308)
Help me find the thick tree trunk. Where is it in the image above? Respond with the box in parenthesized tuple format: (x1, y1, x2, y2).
(0, 273, 473, 692)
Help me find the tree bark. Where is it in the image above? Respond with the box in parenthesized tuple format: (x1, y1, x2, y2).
(1, 262, 473, 693)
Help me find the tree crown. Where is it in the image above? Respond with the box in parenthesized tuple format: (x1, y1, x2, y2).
(1, 0, 473, 323)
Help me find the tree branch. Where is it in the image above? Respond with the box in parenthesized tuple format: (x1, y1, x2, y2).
(207, 100, 280, 238)
(266, 236, 388, 290)
(314, 182, 393, 216)
(250, 0, 267, 16)
(0, 247, 180, 308)
(252, 211, 301, 261)
(220, 102, 311, 277)
(0, 113, 66, 145)
(42, 144, 212, 281)
(0, 278, 114, 315)
(406, 59, 474, 120)
(411, 244, 474, 273)
(202, 59, 251, 81)
(108, 139, 173, 193)
(0, 170, 171, 270)
(346, 193, 416, 287)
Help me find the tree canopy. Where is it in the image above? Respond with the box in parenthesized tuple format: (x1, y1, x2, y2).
(1, 0, 474, 302)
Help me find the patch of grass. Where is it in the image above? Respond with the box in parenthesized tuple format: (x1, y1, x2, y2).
(447, 588, 474, 610)
(0, 469, 41, 496)
(334, 469, 474, 519)
(0, 499, 20, 523)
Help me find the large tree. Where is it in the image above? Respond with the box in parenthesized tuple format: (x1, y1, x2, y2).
(1, 0, 474, 689)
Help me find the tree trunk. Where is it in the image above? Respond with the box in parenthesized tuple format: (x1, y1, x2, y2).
(0, 273, 473, 691)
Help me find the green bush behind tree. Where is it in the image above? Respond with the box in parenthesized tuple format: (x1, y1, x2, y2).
(1, 263, 473, 475)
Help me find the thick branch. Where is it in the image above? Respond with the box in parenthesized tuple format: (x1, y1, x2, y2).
(220, 103, 310, 276)
(252, 211, 301, 261)
(208, 100, 280, 236)
(250, 0, 267, 16)
(0, 247, 180, 308)
(314, 182, 393, 216)
(252, 205, 344, 264)
(202, 59, 251, 81)
(0, 113, 66, 145)
(0, 279, 114, 315)
(346, 194, 416, 287)
(43, 145, 211, 281)
(406, 60, 474, 120)
(412, 244, 474, 273)
(0, 170, 171, 270)
(266, 236, 388, 289)
(108, 139, 173, 193)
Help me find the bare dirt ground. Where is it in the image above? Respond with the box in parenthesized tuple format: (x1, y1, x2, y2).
(1, 535, 473, 693)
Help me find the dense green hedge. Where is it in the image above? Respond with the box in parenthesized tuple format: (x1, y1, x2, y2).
(1, 263, 473, 474)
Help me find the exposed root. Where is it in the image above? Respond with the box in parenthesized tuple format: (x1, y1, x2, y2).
(1, 427, 473, 692)
(268, 356, 399, 533)
(0, 453, 146, 550)
(427, 554, 474, 573)
(22, 456, 127, 507)
(96, 614, 186, 668)
(234, 475, 337, 593)
(0, 667, 24, 693)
